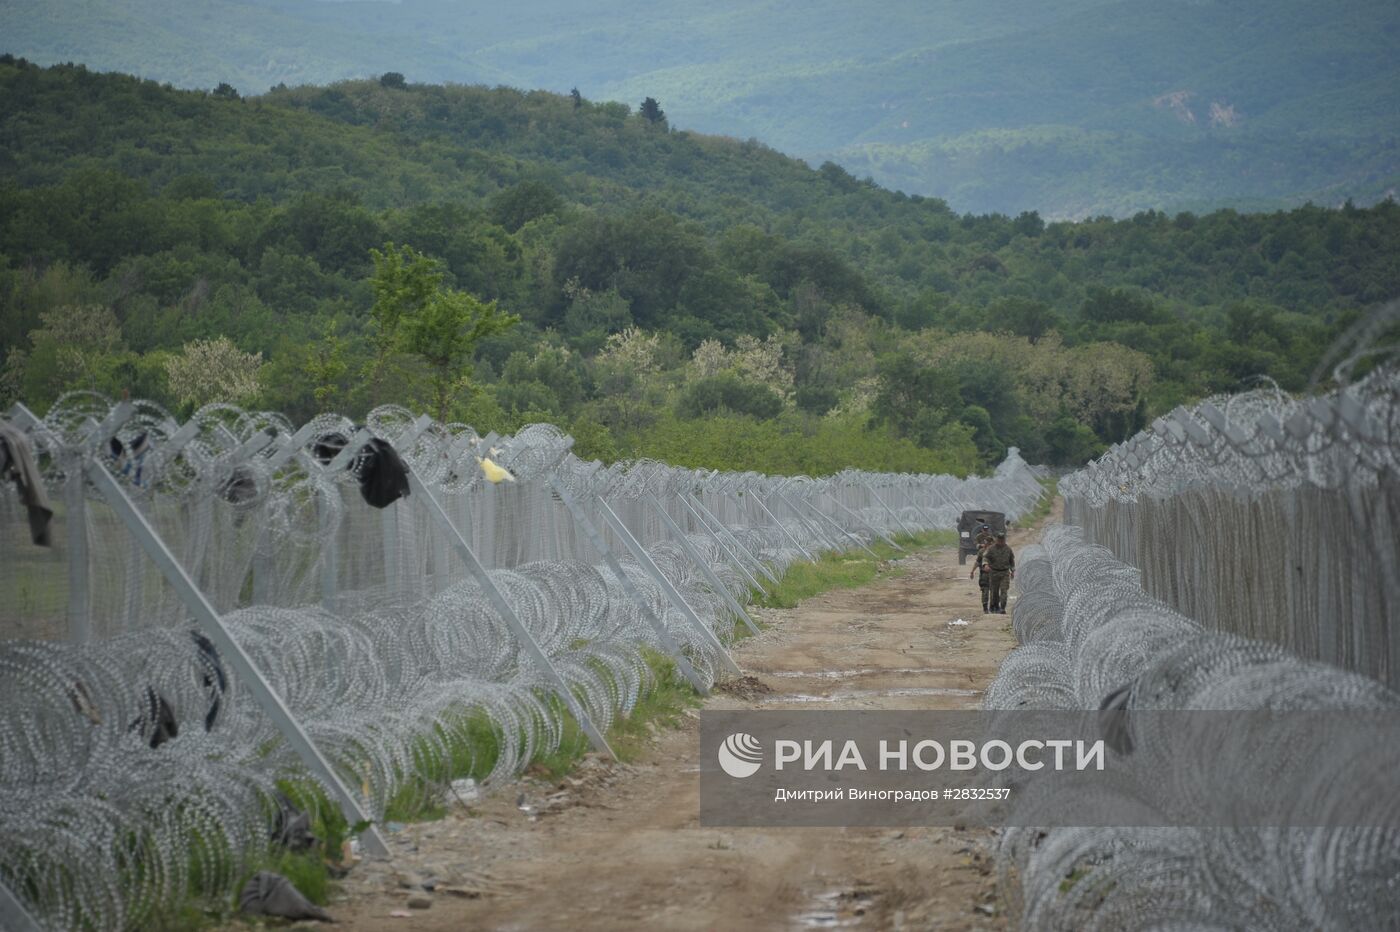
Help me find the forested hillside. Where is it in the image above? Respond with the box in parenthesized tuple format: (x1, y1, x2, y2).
(3, 0, 1397, 216)
(2, 59, 1398, 472)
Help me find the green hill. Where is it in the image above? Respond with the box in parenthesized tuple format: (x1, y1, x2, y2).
(2, 0, 1397, 216)
(1, 59, 1398, 472)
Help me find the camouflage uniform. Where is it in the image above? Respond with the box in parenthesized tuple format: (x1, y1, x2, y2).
(983, 539, 1015, 613)
(969, 531, 994, 612)
(975, 554, 992, 612)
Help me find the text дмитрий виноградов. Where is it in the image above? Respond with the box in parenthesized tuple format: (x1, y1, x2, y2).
(699, 709, 1400, 828)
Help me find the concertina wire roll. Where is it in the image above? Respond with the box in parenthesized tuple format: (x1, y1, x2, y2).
(0, 393, 1045, 931)
(989, 363, 1400, 930)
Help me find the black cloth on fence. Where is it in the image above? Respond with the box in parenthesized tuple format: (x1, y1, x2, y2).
(217, 464, 259, 506)
(192, 631, 227, 732)
(311, 431, 349, 465)
(128, 686, 179, 749)
(311, 430, 410, 509)
(0, 422, 53, 546)
(238, 871, 333, 922)
(357, 437, 410, 509)
(1098, 682, 1135, 756)
(271, 791, 318, 851)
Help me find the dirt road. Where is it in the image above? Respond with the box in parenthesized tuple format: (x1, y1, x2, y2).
(329, 516, 1051, 931)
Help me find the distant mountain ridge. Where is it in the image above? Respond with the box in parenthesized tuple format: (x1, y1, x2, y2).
(3, 0, 1397, 216)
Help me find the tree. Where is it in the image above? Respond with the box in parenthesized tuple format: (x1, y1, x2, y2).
(871, 353, 962, 448)
(570, 87, 583, 109)
(164, 336, 263, 408)
(212, 82, 240, 100)
(380, 72, 406, 89)
(990, 297, 1061, 343)
(367, 242, 442, 402)
(17, 304, 127, 404)
(639, 97, 666, 126)
(677, 373, 784, 420)
(306, 320, 348, 413)
(489, 181, 563, 233)
(399, 287, 518, 422)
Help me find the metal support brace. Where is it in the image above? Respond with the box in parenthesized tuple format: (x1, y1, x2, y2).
(789, 492, 881, 559)
(252, 527, 274, 605)
(0, 879, 40, 932)
(548, 477, 708, 693)
(646, 493, 759, 635)
(594, 496, 742, 676)
(773, 489, 841, 553)
(690, 494, 778, 586)
(153, 416, 203, 465)
(750, 493, 814, 562)
(381, 505, 401, 599)
(406, 474, 616, 757)
(864, 483, 919, 538)
(92, 402, 135, 450)
(264, 422, 322, 470)
(680, 494, 767, 593)
(825, 492, 903, 550)
(85, 459, 392, 858)
(231, 428, 277, 462)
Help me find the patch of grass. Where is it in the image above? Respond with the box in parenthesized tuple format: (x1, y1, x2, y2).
(529, 650, 705, 774)
(753, 529, 956, 609)
(608, 651, 704, 762)
(1020, 479, 1058, 527)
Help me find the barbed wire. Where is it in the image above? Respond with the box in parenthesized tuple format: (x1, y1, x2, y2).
(0, 395, 1045, 930)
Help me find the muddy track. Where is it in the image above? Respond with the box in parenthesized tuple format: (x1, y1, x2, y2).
(328, 509, 1057, 931)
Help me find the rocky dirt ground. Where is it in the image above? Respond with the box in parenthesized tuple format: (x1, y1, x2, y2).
(313, 513, 1053, 931)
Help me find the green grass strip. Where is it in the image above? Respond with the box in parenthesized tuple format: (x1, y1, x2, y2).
(753, 529, 957, 610)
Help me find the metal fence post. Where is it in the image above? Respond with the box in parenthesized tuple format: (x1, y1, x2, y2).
(823, 489, 903, 550)
(689, 493, 779, 585)
(63, 455, 92, 643)
(772, 488, 842, 553)
(785, 491, 880, 559)
(864, 481, 920, 538)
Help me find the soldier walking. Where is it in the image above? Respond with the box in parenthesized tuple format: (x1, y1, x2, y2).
(983, 530, 1015, 614)
(969, 550, 993, 613)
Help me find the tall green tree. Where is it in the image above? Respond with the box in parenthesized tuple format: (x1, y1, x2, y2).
(639, 97, 666, 126)
(367, 242, 441, 403)
(400, 287, 519, 422)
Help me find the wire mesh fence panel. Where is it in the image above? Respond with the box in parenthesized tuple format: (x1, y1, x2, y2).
(992, 364, 1400, 930)
(0, 394, 1046, 930)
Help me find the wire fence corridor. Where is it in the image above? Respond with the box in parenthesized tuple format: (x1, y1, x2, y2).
(0, 393, 1045, 931)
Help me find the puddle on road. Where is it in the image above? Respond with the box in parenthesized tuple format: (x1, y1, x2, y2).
(761, 667, 959, 680)
(761, 687, 979, 704)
